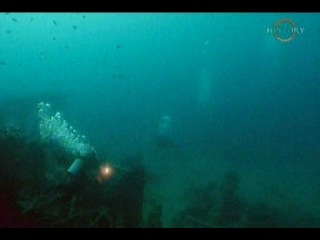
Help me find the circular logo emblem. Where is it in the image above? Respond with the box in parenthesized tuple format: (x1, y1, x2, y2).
(273, 19, 298, 43)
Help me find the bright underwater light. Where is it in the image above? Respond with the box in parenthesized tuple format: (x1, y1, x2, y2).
(97, 165, 114, 183)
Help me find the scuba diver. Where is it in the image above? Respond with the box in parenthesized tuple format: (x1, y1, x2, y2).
(155, 114, 178, 150)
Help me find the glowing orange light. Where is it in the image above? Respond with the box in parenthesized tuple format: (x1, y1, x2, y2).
(97, 164, 114, 184)
(100, 165, 113, 177)
(103, 167, 111, 175)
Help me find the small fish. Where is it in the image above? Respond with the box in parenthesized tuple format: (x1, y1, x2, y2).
(5, 30, 12, 34)
(53, 20, 57, 26)
(73, 25, 77, 30)
(82, 15, 86, 19)
(64, 45, 69, 49)
(52, 37, 56, 41)
(116, 44, 122, 49)
(155, 136, 178, 150)
(40, 52, 47, 59)
(11, 18, 18, 22)
(30, 17, 33, 22)
(0, 61, 7, 65)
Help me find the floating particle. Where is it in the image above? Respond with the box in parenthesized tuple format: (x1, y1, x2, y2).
(53, 20, 57, 26)
(11, 18, 18, 22)
(30, 17, 33, 22)
(73, 25, 77, 30)
(116, 44, 122, 49)
(0, 61, 6, 65)
(52, 37, 56, 41)
(64, 45, 69, 49)
(5, 30, 12, 34)
(82, 15, 86, 19)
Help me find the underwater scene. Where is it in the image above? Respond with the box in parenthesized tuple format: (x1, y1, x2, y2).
(1, 12, 320, 228)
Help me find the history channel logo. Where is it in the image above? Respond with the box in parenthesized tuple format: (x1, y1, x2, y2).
(266, 19, 305, 43)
